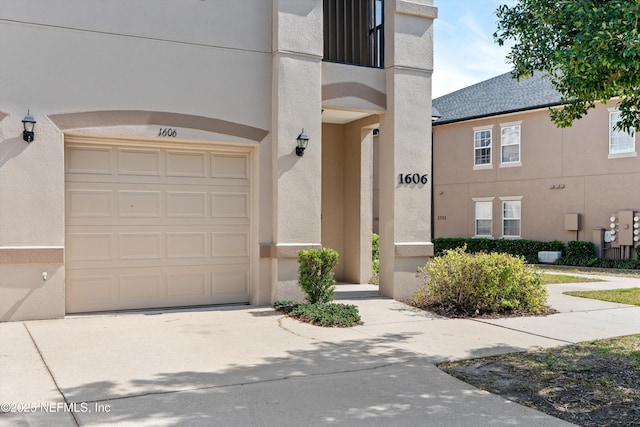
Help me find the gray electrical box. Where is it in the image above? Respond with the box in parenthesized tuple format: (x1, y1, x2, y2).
(564, 213, 580, 231)
(618, 210, 634, 246)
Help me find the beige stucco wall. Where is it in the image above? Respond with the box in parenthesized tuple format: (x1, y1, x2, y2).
(433, 100, 640, 243)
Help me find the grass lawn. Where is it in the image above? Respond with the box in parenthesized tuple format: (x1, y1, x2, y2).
(564, 287, 640, 306)
(540, 273, 603, 285)
(440, 334, 640, 426)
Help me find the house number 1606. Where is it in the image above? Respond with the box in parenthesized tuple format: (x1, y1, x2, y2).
(158, 128, 177, 137)
(399, 173, 428, 185)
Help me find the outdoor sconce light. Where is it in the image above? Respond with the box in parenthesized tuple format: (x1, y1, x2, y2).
(22, 110, 36, 143)
(296, 129, 309, 157)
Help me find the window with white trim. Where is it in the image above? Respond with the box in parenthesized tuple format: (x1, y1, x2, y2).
(474, 201, 492, 237)
(502, 200, 521, 237)
(501, 125, 521, 164)
(609, 111, 635, 155)
(474, 129, 492, 166)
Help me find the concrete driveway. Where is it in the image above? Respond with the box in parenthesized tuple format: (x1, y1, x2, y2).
(1, 273, 639, 426)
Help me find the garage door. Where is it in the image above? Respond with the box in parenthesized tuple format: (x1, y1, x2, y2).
(65, 135, 252, 313)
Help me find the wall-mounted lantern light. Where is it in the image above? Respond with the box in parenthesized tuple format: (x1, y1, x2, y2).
(22, 110, 36, 143)
(296, 129, 309, 157)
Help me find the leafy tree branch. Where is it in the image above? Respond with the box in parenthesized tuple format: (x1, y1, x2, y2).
(495, 0, 640, 132)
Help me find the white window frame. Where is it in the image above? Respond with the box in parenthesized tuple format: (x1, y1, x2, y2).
(500, 196, 522, 238)
(473, 197, 494, 237)
(473, 125, 493, 169)
(608, 109, 636, 158)
(500, 122, 522, 166)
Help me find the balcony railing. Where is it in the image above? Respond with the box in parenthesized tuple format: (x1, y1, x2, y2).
(323, 0, 384, 68)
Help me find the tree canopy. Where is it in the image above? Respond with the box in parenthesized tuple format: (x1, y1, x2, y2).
(494, 0, 640, 132)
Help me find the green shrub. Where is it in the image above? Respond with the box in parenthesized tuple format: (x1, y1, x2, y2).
(556, 241, 597, 266)
(413, 247, 548, 317)
(371, 233, 380, 284)
(297, 248, 339, 304)
(287, 303, 361, 327)
(273, 300, 361, 327)
(273, 300, 299, 314)
(372, 233, 380, 274)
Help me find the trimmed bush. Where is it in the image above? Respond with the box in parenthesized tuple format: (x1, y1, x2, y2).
(413, 247, 548, 317)
(297, 248, 339, 304)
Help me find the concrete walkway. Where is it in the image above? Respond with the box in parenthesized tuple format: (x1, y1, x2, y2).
(1, 274, 639, 426)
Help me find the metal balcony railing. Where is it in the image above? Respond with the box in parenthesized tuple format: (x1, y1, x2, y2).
(323, 0, 384, 68)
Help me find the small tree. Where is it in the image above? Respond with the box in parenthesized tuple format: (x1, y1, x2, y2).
(297, 248, 339, 304)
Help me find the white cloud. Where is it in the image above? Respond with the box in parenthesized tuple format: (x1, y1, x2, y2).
(432, 0, 515, 97)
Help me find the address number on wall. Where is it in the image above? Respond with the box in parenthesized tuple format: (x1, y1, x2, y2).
(158, 128, 178, 137)
(398, 173, 429, 185)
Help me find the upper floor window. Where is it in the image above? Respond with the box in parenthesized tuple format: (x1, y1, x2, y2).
(323, 0, 384, 68)
(501, 124, 521, 165)
(609, 110, 635, 156)
(474, 129, 492, 166)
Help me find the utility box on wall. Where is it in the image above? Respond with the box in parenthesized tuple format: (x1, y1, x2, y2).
(564, 213, 580, 231)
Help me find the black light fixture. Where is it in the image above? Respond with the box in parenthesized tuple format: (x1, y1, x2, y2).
(296, 128, 309, 157)
(22, 110, 36, 143)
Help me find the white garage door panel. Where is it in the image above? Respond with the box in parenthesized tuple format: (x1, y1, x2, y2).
(67, 227, 249, 267)
(66, 266, 250, 313)
(65, 140, 252, 313)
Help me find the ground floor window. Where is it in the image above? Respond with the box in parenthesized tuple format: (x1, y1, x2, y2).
(474, 200, 493, 237)
(501, 199, 521, 237)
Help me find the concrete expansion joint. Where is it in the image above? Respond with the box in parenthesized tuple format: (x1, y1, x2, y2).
(23, 323, 81, 427)
(570, 306, 638, 313)
(469, 318, 576, 345)
(76, 362, 401, 406)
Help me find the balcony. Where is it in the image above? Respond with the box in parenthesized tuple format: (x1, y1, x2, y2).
(323, 0, 384, 69)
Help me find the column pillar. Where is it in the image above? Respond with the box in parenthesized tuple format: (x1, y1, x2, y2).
(268, 0, 324, 301)
(378, 0, 437, 299)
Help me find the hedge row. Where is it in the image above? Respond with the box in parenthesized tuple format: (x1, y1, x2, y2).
(434, 238, 640, 269)
(433, 238, 565, 264)
(556, 241, 640, 269)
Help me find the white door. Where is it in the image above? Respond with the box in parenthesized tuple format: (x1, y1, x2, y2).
(65, 135, 252, 313)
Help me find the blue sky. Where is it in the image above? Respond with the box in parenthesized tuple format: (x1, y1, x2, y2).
(432, 0, 515, 97)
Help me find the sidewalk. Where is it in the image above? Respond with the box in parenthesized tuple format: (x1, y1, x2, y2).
(1, 274, 639, 426)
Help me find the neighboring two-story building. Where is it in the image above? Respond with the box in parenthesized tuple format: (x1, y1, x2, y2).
(0, 0, 437, 321)
(432, 72, 640, 259)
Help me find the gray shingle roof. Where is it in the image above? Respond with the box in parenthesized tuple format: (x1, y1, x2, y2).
(432, 72, 563, 125)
